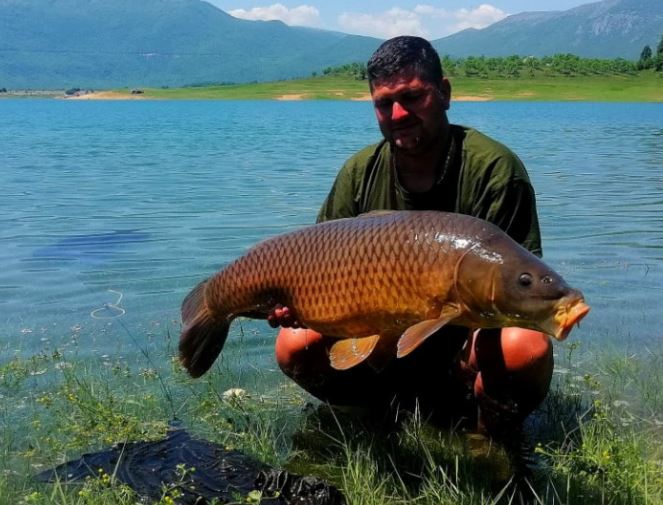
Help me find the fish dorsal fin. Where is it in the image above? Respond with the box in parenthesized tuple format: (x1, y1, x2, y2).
(396, 305, 462, 358)
(357, 210, 397, 218)
(329, 335, 381, 371)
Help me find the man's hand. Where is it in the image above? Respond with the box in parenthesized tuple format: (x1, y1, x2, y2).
(267, 304, 304, 329)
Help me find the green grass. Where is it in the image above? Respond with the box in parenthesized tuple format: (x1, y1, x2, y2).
(141, 75, 370, 100)
(449, 73, 663, 102)
(121, 71, 663, 102)
(1, 331, 661, 505)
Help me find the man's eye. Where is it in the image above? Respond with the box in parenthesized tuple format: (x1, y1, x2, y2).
(400, 92, 424, 105)
(375, 99, 392, 110)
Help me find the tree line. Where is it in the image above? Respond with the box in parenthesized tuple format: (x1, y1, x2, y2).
(320, 35, 663, 80)
(637, 34, 663, 71)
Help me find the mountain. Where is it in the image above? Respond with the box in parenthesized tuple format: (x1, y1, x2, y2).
(1, 0, 661, 90)
(433, 0, 663, 58)
(0, 0, 381, 89)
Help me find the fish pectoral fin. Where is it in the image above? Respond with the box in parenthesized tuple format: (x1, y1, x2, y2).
(396, 306, 462, 358)
(329, 335, 381, 371)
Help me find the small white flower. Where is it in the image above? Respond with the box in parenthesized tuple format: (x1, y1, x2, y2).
(223, 388, 249, 401)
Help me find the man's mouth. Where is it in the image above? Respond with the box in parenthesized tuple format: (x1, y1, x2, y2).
(392, 122, 419, 133)
(391, 124, 421, 148)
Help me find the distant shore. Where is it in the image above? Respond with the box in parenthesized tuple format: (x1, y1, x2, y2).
(65, 90, 151, 100)
(3, 73, 662, 102)
(63, 90, 493, 102)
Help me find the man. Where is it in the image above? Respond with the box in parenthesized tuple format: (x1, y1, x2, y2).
(271, 36, 552, 435)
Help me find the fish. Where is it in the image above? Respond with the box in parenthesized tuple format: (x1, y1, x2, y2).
(179, 210, 589, 378)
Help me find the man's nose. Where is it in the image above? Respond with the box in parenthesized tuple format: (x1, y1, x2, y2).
(391, 101, 409, 121)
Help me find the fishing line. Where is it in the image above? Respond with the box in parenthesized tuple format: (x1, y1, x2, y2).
(90, 289, 126, 319)
(115, 316, 179, 420)
(85, 286, 179, 419)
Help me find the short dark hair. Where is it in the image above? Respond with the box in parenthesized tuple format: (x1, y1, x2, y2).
(367, 36, 443, 88)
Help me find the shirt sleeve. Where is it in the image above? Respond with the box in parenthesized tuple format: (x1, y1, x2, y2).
(470, 154, 543, 257)
(317, 144, 382, 223)
(316, 159, 360, 223)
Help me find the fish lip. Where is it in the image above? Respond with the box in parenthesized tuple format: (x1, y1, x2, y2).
(551, 299, 591, 341)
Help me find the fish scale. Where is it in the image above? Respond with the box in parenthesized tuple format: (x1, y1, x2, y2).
(180, 210, 589, 377)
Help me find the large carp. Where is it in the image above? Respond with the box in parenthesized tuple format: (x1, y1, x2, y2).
(180, 211, 589, 378)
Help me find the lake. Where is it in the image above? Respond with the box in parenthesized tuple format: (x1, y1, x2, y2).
(1, 99, 662, 371)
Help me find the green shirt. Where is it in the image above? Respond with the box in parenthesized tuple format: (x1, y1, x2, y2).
(317, 124, 542, 256)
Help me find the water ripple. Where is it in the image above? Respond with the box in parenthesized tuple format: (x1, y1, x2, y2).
(1, 100, 662, 355)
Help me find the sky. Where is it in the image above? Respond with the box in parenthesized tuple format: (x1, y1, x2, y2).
(205, 0, 592, 39)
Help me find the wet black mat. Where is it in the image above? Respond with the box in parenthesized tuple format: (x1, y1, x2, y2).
(35, 423, 345, 505)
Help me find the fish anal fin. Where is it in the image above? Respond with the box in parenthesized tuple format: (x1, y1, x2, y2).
(329, 335, 380, 371)
(396, 305, 462, 358)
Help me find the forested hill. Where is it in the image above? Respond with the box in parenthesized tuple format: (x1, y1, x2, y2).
(0, 0, 661, 89)
(433, 0, 663, 59)
(0, 0, 380, 89)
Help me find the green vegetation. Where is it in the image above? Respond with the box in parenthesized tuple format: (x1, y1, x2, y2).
(1, 329, 661, 504)
(142, 75, 370, 100)
(637, 34, 663, 71)
(112, 53, 663, 102)
(321, 62, 368, 81)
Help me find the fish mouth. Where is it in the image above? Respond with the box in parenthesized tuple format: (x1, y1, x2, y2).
(548, 298, 591, 341)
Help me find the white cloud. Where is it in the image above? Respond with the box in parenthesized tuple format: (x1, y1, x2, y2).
(338, 4, 507, 39)
(449, 4, 508, 33)
(228, 3, 321, 27)
(338, 8, 428, 39)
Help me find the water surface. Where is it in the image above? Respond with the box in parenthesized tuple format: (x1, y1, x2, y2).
(1, 100, 662, 369)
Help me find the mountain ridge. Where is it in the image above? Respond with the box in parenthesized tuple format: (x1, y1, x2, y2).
(0, 0, 661, 89)
(433, 0, 662, 58)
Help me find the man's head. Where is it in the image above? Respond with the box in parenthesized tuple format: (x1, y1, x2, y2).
(367, 36, 451, 154)
(367, 36, 444, 92)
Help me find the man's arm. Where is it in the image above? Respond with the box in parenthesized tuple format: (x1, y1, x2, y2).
(317, 142, 384, 223)
(461, 145, 542, 257)
(316, 161, 360, 223)
(480, 160, 542, 257)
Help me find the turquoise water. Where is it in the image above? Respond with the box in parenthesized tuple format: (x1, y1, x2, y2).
(1, 100, 662, 367)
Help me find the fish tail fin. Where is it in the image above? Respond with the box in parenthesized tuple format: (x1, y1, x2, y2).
(179, 279, 230, 378)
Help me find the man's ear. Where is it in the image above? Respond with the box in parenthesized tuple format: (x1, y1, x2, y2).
(440, 77, 451, 110)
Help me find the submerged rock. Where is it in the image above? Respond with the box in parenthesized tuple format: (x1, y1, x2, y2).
(35, 422, 345, 505)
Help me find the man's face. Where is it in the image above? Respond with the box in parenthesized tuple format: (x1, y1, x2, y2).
(370, 72, 450, 154)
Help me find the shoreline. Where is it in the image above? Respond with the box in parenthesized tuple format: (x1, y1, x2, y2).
(63, 90, 151, 100)
(3, 75, 662, 102)
(56, 90, 493, 101)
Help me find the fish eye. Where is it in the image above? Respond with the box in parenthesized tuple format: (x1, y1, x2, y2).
(518, 273, 533, 287)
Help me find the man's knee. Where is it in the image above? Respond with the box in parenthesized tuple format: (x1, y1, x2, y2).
(472, 327, 554, 417)
(274, 328, 378, 406)
(500, 327, 553, 379)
